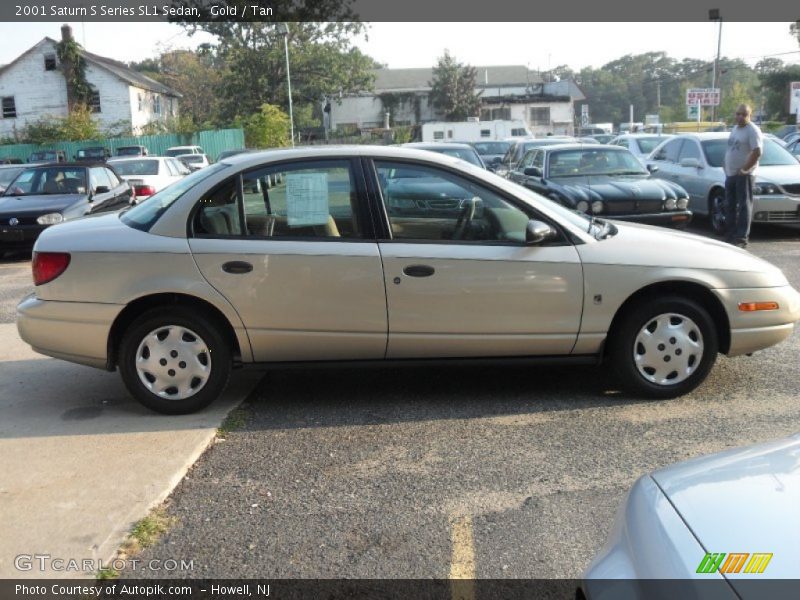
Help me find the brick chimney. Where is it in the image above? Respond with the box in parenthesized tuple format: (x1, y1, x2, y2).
(59, 24, 79, 111)
(61, 23, 73, 42)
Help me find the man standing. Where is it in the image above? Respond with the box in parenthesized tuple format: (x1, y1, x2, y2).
(723, 104, 763, 248)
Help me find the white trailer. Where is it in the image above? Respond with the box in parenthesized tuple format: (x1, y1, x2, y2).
(421, 120, 531, 143)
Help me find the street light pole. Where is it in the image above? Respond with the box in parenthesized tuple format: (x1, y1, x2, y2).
(277, 23, 295, 147)
(709, 9, 722, 122)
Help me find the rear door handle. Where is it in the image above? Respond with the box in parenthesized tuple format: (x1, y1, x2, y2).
(403, 264, 435, 278)
(222, 261, 253, 274)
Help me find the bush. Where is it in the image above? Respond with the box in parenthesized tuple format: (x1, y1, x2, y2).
(22, 105, 100, 144)
(237, 104, 291, 149)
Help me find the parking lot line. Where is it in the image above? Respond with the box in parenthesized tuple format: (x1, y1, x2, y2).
(449, 514, 476, 600)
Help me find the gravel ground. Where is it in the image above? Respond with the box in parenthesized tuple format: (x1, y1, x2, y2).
(119, 222, 800, 580)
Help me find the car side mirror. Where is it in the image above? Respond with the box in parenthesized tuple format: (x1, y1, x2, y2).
(525, 219, 555, 244)
(679, 157, 700, 168)
(646, 164, 659, 173)
(524, 167, 543, 177)
(94, 185, 110, 195)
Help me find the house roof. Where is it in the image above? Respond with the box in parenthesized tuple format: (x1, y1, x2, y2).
(0, 37, 179, 97)
(373, 65, 544, 92)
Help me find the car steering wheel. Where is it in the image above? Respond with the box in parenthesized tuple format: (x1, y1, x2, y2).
(453, 197, 478, 240)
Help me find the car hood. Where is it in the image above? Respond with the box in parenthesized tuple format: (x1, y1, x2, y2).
(652, 434, 800, 584)
(756, 164, 800, 185)
(551, 175, 687, 201)
(0, 193, 84, 215)
(580, 221, 787, 286)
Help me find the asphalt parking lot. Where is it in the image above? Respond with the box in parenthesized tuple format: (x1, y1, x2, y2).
(2, 221, 799, 580)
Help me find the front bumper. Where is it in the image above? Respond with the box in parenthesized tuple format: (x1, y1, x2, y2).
(604, 210, 693, 227)
(16, 294, 123, 369)
(0, 224, 47, 249)
(752, 194, 800, 224)
(712, 285, 800, 356)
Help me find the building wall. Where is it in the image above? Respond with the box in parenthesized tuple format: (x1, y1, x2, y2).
(128, 86, 179, 134)
(0, 40, 68, 138)
(83, 62, 133, 133)
(330, 93, 438, 131)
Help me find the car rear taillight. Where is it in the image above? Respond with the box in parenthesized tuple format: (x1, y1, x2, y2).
(134, 184, 157, 197)
(32, 252, 71, 286)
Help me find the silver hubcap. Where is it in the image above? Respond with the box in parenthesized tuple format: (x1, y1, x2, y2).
(711, 195, 726, 231)
(633, 313, 704, 386)
(135, 325, 211, 400)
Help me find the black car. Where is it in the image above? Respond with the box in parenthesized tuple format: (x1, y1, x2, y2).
(507, 144, 692, 227)
(28, 150, 67, 164)
(0, 162, 132, 251)
(469, 141, 512, 169)
(401, 142, 486, 168)
(75, 146, 111, 162)
(497, 138, 578, 173)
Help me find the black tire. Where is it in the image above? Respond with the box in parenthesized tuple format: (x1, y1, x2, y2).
(119, 308, 232, 414)
(708, 189, 726, 235)
(609, 296, 718, 399)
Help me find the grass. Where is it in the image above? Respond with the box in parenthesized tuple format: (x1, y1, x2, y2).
(217, 405, 250, 438)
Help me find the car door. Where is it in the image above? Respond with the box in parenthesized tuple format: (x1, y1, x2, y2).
(648, 138, 683, 183)
(188, 158, 388, 362)
(673, 138, 708, 212)
(508, 150, 534, 185)
(370, 158, 583, 359)
(104, 167, 133, 208)
(87, 166, 122, 213)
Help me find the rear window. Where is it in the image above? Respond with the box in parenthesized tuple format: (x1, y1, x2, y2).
(120, 163, 228, 231)
(110, 160, 159, 176)
(472, 142, 511, 155)
(117, 147, 144, 156)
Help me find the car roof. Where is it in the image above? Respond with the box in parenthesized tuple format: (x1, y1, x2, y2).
(402, 142, 476, 150)
(543, 143, 631, 152)
(20, 161, 100, 168)
(108, 156, 163, 161)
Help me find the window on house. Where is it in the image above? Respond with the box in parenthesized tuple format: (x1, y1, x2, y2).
(88, 89, 101, 113)
(1, 96, 16, 119)
(137, 93, 143, 111)
(480, 129, 491, 138)
(152, 95, 161, 115)
(433, 131, 444, 140)
(44, 54, 57, 71)
(529, 107, 551, 126)
(481, 107, 511, 121)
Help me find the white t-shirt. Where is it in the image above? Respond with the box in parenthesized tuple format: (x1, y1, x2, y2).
(724, 122, 763, 176)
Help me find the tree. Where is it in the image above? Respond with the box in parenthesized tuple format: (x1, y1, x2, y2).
(428, 51, 482, 121)
(791, 21, 800, 46)
(237, 104, 292, 148)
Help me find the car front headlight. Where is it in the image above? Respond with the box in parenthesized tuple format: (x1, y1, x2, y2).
(677, 197, 689, 210)
(753, 182, 781, 195)
(664, 198, 677, 210)
(36, 212, 63, 225)
(576, 200, 589, 213)
(591, 200, 604, 213)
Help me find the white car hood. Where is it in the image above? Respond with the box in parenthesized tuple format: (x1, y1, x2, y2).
(757, 164, 800, 186)
(652, 434, 800, 583)
(579, 221, 788, 287)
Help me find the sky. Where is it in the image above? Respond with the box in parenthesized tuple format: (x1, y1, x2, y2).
(0, 22, 798, 71)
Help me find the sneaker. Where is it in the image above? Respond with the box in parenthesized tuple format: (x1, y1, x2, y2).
(733, 240, 748, 249)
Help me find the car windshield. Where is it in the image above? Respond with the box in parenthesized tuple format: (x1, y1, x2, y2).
(110, 159, 160, 176)
(429, 148, 483, 167)
(117, 147, 144, 156)
(2, 167, 87, 196)
(120, 163, 228, 231)
(636, 137, 669, 154)
(472, 142, 511, 155)
(0, 167, 23, 187)
(548, 149, 646, 177)
(702, 138, 798, 168)
(166, 148, 197, 157)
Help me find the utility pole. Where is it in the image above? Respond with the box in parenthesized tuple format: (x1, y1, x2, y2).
(709, 9, 723, 122)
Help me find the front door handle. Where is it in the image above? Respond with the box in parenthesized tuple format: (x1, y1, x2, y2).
(222, 261, 253, 274)
(403, 264, 435, 278)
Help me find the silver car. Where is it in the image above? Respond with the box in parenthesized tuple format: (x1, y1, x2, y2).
(609, 134, 675, 167)
(646, 133, 800, 233)
(16, 147, 800, 414)
(582, 433, 800, 599)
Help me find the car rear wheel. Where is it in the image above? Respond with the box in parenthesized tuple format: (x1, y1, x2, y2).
(709, 189, 726, 235)
(610, 297, 718, 399)
(119, 308, 232, 414)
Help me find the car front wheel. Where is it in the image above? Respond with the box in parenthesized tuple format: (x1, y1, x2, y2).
(610, 297, 718, 399)
(709, 189, 726, 235)
(119, 308, 232, 414)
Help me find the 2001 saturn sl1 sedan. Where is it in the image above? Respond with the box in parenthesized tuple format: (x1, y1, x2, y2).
(16, 147, 800, 414)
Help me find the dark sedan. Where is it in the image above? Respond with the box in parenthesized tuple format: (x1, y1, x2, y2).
(401, 143, 486, 168)
(0, 163, 132, 250)
(469, 141, 512, 169)
(507, 144, 692, 227)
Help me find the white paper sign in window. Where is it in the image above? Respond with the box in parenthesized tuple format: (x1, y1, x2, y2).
(286, 172, 329, 226)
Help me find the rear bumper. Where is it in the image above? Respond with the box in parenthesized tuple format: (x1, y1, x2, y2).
(16, 294, 123, 369)
(712, 285, 800, 356)
(607, 210, 692, 227)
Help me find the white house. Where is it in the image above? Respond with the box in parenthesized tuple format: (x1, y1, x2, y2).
(0, 25, 180, 139)
(328, 66, 585, 136)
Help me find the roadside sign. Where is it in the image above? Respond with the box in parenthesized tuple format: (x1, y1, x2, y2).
(687, 104, 700, 120)
(686, 88, 720, 106)
(645, 114, 660, 126)
(580, 104, 589, 127)
(791, 82, 800, 118)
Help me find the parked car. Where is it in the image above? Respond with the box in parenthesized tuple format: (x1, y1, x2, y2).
(582, 433, 800, 599)
(28, 150, 66, 164)
(401, 142, 486, 168)
(787, 137, 800, 158)
(496, 137, 579, 175)
(177, 153, 212, 171)
(0, 165, 24, 194)
(646, 133, 800, 234)
(507, 144, 691, 227)
(469, 141, 512, 169)
(115, 145, 149, 157)
(589, 134, 615, 144)
(609, 134, 675, 166)
(1, 157, 24, 165)
(217, 148, 252, 161)
(75, 147, 110, 162)
(577, 137, 602, 144)
(773, 124, 798, 140)
(764, 133, 788, 147)
(107, 157, 190, 203)
(0, 162, 132, 251)
(16, 147, 800, 414)
(784, 131, 800, 146)
(165, 145, 204, 158)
